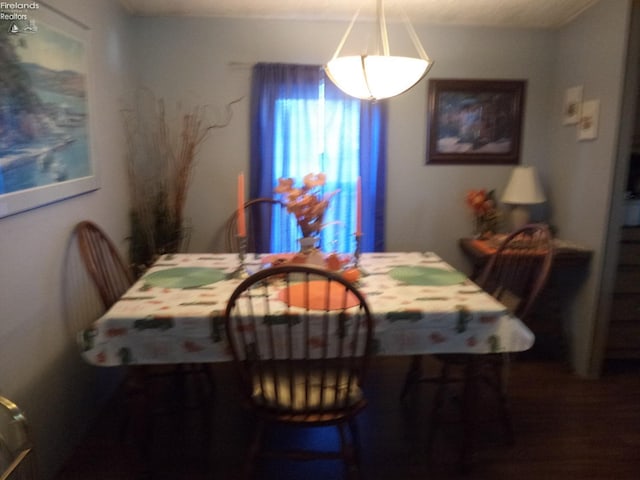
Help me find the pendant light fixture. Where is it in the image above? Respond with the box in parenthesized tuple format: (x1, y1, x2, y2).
(325, 0, 434, 101)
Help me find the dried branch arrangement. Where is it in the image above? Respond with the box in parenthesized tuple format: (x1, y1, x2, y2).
(123, 89, 241, 274)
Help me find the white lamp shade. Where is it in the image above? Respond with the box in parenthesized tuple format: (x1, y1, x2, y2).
(501, 166, 546, 205)
(325, 55, 433, 101)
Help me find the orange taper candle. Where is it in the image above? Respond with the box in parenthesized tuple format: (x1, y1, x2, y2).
(237, 173, 246, 237)
(356, 176, 362, 237)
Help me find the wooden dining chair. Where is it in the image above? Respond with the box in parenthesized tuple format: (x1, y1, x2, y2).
(0, 396, 36, 480)
(73, 221, 214, 452)
(74, 220, 135, 310)
(224, 264, 374, 479)
(474, 223, 554, 320)
(225, 197, 296, 254)
(405, 224, 554, 468)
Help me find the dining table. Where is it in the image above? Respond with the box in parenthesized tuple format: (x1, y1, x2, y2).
(80, 251, 534, 366)
(79, 250, 535, 469)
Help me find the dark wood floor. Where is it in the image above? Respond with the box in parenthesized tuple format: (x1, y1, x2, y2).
(53, 355, 640, 480)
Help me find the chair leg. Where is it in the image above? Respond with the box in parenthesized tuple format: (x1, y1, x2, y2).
(243, 418, 265, 480)
(426, 359, 450, 458)
(460, 357, 480, 472)
(202, 363, 216, 393)
(193, 372, 214, 443)
(349, 417, 365, 474)
(117, 366, 156, 478)
(496, 355, 515, 445)
(188, 364, 214, 406)
(481, 355, 515, 446)
(339, 422, 360, 480)
(400, 355, 423, 400)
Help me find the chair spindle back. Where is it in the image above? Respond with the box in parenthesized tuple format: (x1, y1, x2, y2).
(74, 221, 134, 310)
(476, 223, 554, 321)
(225, 265, 373, 415)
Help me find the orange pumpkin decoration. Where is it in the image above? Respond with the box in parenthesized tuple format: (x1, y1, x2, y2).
(325, 253, 343, 271)
(342, 268, 360, 283)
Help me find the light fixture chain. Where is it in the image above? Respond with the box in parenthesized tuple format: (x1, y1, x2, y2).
(359, 56, 373, 100)
(377, 0, 390, 56)
(400, 9, 430, 61)
(330, 8, 362, 60)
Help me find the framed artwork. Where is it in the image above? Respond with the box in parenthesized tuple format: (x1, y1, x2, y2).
(426, 79, 526, 165)
(578, 99, 600, 141)
(563, 85, 583, 125)
(0, 2, 97, 219)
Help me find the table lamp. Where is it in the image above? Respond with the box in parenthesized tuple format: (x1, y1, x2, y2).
(501, 165, 546, 230)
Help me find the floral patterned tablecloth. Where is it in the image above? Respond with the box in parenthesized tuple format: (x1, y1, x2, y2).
(80, 252, 534, 366)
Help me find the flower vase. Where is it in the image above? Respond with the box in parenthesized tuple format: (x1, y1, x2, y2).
(473, 216, 484, 239)
(298, 236, 318, 253)
(298, 237, 324, 267)
(473, 216, 494, 240)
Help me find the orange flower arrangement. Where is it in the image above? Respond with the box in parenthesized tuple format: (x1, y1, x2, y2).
(275, 173, 338, 238)
(465, 189, 500, 237)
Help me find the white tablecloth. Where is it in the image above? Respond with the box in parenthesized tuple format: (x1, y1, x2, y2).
(80, 252, 534, 366)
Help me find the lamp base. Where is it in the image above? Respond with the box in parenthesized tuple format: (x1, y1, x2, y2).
(509, 206, 531, 231)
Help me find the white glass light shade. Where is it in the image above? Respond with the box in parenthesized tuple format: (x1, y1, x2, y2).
(325, 0, 433, 101)
(325, 55, 433, 100)
(501, 166, 546, 205)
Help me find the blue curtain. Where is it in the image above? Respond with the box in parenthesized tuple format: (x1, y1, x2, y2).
(250, 62, 387, 253)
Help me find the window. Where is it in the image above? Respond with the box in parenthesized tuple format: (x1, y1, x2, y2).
(249, 63, 387, 253)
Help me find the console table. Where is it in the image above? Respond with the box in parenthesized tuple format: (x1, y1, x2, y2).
(459, 236, 593, 280)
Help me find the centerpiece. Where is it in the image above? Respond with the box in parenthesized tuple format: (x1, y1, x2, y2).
(274, 173, 338, 253)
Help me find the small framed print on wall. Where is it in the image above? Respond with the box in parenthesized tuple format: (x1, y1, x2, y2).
(563, 85, 583, 125)
(578, 99, 600, 141)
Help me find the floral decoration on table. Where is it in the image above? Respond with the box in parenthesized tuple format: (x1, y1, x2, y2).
(274, 173, 339, 239)
(465, 189, 501, 238)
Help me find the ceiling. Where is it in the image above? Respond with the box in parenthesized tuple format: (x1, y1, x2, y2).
(119, 0, 600, 29)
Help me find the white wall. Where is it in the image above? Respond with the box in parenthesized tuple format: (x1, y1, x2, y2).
(0, 0, 133, 477)
(131, 17, 554, 270)
(549, 0, 632, 376)
(385, 26, 555, 268)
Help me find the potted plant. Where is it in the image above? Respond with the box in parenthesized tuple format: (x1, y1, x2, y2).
(123, 90, 241, 275)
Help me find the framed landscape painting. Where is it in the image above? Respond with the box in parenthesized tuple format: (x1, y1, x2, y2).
(0, 2, 97, 219)
(426, 79, 526, 165)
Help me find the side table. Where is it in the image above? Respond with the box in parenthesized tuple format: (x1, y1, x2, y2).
(459, 236, 593, 280)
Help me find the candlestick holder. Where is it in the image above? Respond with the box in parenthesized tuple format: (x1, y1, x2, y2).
(230, 235, 251, 279)
(353, 234, 367, 276)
